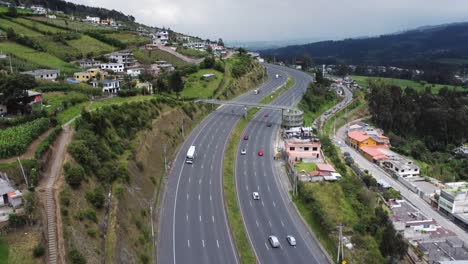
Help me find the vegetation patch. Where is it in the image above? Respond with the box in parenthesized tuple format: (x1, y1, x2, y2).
(180, 69, 223, 98)
(0, 18, 43, 37)
(133, 48, 189, 68)
(104, 32, 150, 45)
(176, 47, 207, 58)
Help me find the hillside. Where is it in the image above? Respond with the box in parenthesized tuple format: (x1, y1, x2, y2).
(262, 21, 468, 67)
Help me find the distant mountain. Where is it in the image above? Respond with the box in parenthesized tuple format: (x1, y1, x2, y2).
(262, 21, 468, 67)
(227, 37, 323, 51)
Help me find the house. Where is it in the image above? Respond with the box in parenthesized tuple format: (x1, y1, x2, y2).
(182, 41, 207, 50)
(102, 79, 120, 94)
(31, 5, 47, 14)
(106, 51, 135, 68)
(85, 16, 100, 24)
(100, 62, 125, 72)
(46, 14, 56, 19)
(152, 31, 169, 45)
(380, 153, 420, 178)
(284, 126, 313, 138)
(439, 182, 468, 216)
(285, 138, 321, 162)
(73, 68, 107, 82)
(127, 68, 143, 77)
(0, 178, 22, 208)
(21, 69, 59, 81)
(347, 130, 388, 149)
(100, 18, 114, 26)
(308, 163, 341, 182)
(78, 59, 101, 68)
(359, 146, 389, 163)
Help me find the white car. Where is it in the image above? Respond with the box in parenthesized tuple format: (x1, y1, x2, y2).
(286, 235, 296, 246)
(240, 149, 246, 155)
(252, 192, 260, 200)
(269, 236, 280, 248)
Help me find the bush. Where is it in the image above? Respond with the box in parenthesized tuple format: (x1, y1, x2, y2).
(85, 187, 106, 209)
(69, 248, 86, 264)
(64, 162, 86, 189)
(87, 227, 98, 238)
(33, 243, 45, 257)
(35, 126, 62, 159)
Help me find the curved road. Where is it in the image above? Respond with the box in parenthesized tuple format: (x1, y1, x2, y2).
(158, 65, 290, 264)
(235, 66, 330, 264)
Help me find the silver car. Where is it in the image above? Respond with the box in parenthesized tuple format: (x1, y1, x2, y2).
(252, 192, 260, 200)
(286, 235, 296, 246)
(240, 149, 246, 155)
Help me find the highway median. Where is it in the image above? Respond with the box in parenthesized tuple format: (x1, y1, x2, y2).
(223, 75, 295, 263)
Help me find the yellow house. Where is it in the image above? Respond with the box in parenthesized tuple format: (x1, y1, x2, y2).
(347, 130, 389, 150)
(73, 68, 108, 82)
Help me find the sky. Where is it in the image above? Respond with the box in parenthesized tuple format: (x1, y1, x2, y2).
(70, 0, 468, 43)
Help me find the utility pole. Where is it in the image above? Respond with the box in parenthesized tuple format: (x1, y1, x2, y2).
(17, 158, 29, 188)
(337, 224, 345, 264)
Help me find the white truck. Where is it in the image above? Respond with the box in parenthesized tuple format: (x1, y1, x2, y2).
(254, 89, 259, 95)
(275, 74, 279, 79)
(186, 145, 196, 164)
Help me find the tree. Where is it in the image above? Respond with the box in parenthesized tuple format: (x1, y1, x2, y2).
(6, 7, 18, 18)
(300, 54, 313, 70)
(64, 162, 85, 189)
(155, 75, 168, 93)
(0, 74, 37, 114)
(169, 71, 184, 96)
(85, 187, 105, 209)
(218, 38, 224, 47)
(237, 47, 247, 55)
(206, 45, 213, 54)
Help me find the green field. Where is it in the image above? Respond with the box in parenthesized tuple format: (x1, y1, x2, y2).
(350, 75, 467, 93)
(0, 236, 7, 264)
(0, 41, 80, 73)
(0, 18, 43, 37)
(29, 17, 112, 32)
(13, 17, 66, 33)
(294, 162, 317, 172)
(0, 6, 33, 15)
(68, 35, 114, 55)
(133, 48, 189, 68)
(181, 69, 223, 98)
(176, 47, 207, 58)
(105, 32, 149, 45)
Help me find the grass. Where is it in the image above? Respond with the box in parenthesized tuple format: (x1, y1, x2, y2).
(0, 6, 33, 15)
(5, 231, 42, 264)
(104, 32, 150, 45)
(350, 75, 467, 93)
(176, 47, 207, 58)
(0, 236, 7, 264)
(67, 35, 114, 55)
(13, 17, 67, 33)
(180, 69, 224, 98)
(259, 76, 295, 104)
(294, 162, 317, 173)
(301, 98, 338, 127)
(57, 94, 164, 124)
(323, 91, 368, 135)
(29, 17, 112, 32)
(133, 48, 189, 68)
(224, 109, 257, 264)
(0, 41, 80, 73)
(0, 17, 43, 37)
(40, 91, 88, 113)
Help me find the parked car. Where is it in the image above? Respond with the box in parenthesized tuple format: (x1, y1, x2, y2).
(258, 150, 264, 156)
(286, 235, 296, 246)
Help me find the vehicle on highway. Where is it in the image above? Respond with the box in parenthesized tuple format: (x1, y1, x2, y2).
(286, 235, 296, 246)
(275, 74, 280, 79)
(186, 145, 196, 164)
(252, 192, 259, 200)
(267, 123, 272, 127)
(269, 236, 280, 248)
(240, 149, 246, 155)
(254, 89, 259, 95)
(258, 150, 264, 156)
(243, 135, 249, 140)
(264, 113, 269, 117)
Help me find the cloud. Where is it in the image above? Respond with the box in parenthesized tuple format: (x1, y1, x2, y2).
(69, 0, 468, 42)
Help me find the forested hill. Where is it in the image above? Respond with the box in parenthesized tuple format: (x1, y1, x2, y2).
(6, 0, 135, 21)
(262, 22, 468, 67)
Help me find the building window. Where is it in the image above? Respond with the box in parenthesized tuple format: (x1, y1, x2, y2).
(290, 147, 295, 151)
(304, 147, 309, 151)
(312, 147, 317, 151)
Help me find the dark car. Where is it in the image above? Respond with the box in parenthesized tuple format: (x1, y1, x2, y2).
(243, 135, 249, 140)
(267, 123, 272, 127)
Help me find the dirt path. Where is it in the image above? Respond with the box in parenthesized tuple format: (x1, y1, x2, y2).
(0, 127, 54, 163)
(156, 44, 204, 64)
(37, 125, 74, 264)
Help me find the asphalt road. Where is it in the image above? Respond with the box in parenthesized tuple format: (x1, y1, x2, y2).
(158, 65, 290, 264)
(235, 65, 330, 264)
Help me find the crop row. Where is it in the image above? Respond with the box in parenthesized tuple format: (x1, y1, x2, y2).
(0, 118, 50, 159)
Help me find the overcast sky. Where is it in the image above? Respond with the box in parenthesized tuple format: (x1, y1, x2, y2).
(71, 0, 468, 42)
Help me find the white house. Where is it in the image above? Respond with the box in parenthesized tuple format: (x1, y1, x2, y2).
(439, 182, 468, 215)
(100, 63, 125, 72)
(21, 69, 59, 81)
(106, 51, 135, 68)
(85, 16, 100, 24)
(31, 5, 47, 14)
(183, 41, 206, 50)
(380, 151, 420, 178)
(102, 79, 120, 94)
(152, 31, 169, 45)
(127, 68, 142, 77)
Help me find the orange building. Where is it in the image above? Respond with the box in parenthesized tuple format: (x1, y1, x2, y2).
(347, 130, 389, 150)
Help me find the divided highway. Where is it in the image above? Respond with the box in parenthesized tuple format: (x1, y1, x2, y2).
(235, 65, 330, 263)
(158, 65, 289, 264)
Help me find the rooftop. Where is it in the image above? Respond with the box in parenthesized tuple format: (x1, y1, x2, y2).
(360, 146, 388, 160)
(316, 163, 335, 172)
(21, 69, 58, 76)
(347, 130, 369, 142)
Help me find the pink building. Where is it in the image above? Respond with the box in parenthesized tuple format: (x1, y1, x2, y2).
(285, 138, 321, 162)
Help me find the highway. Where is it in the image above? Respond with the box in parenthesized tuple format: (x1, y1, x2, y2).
(158, 65, 290, 264)
(235, 65, 330, 264)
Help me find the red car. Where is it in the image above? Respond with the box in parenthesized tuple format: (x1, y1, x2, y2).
(243, 135, 249, 140)
(258, 150, 264, 156)
(264, 113, 269, 117)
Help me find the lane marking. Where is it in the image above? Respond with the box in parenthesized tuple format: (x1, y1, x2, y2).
(188, 240, 190, 248)
(258, 185, 260, 191)
(212, 216, 215, 223)
(268, 220, 272, 227)
(209, 179, 212, 185)
(186, 214, 188, 222)
(217, 240, 220, 248)
(202, 240, 205, 248)
(188, 177, 191, 183)
(265, 243, 269, 250)
(198, 194, 200, 200)
(256, 220, 259, 227)
(199, 215, 202, 222)
(267, 186, 270, 192)
(210, 195, 212, 201)
(273, 201, 276, 207)
(281, 220, 285, 227)
(261, 201, 265, 207)
(187, 194, 189, 200)
(250, 201, 253, 207)
(199, 179, 202, 185)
